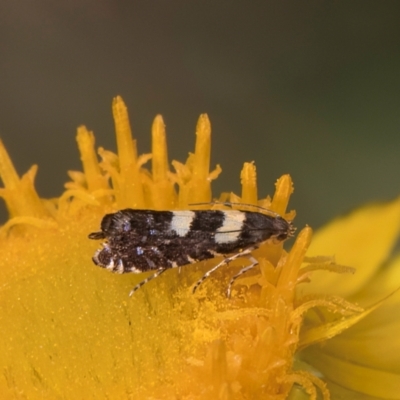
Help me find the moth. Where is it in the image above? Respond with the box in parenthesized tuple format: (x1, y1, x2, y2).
(88, 207, 295, 296)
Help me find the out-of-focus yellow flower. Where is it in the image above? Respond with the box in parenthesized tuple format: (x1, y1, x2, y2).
(0, 97, 399, 400)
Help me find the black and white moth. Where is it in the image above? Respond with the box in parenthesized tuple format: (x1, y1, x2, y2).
(88, 208, 295, 296)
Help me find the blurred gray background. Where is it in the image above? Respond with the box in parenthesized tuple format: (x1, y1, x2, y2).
(0, 1, 399, 230)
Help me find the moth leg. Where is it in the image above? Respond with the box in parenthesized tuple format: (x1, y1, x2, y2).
(226, 255, 259, 298)
(129, 268, 167, 296)
(192, 247, 255, 294)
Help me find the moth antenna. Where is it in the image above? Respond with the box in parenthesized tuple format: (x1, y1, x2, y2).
(189, 201, 283, 219)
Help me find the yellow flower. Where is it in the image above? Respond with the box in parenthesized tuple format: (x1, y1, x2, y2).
(0, 96, 399, 400)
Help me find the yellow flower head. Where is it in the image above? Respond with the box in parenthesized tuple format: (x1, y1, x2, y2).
(1, 97, 399, 399)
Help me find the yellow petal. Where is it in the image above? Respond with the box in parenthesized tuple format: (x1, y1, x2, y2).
(354, 252, 400, 303)
(299, 299, 378, 349)
(305, 198, 400, 297)
(320, 289, 400, 372)
(302, 350, 400, 398)
(323, 380, 390, 400)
